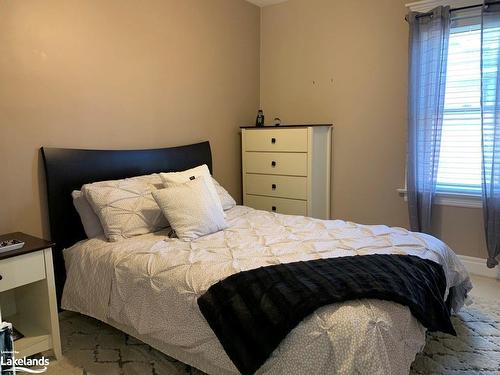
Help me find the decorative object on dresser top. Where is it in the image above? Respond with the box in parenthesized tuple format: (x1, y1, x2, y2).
(0, 232, 61, 360)
(255, 109, 265, 127)
(241, 124, 332, 218)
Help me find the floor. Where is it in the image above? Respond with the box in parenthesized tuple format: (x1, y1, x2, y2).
(32, 274, 500, 375)
(410, 275, 500, 375)
(469, 274, 500, 300)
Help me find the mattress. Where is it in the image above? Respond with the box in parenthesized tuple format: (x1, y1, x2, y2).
(62, 206, 472, 375)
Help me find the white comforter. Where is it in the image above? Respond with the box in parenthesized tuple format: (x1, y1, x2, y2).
(62, 206, 472, 375)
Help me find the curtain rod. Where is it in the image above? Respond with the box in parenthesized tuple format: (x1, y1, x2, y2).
(406, 3, 484, 21)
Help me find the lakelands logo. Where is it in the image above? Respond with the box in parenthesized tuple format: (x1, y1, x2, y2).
(1, 351, 49, 373)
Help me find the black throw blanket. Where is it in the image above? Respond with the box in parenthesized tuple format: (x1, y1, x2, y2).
(197, 254, 455, 375)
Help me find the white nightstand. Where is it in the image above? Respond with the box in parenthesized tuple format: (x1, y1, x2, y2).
(0, 232, 61, 360)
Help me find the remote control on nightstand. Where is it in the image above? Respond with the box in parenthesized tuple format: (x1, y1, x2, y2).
(0, 239, 25, 253)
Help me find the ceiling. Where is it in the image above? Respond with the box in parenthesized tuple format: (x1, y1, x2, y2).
(246, 0, 288, 7)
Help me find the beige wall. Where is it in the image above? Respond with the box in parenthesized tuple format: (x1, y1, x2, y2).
(0, 0, 487, 259)
(0, 0, 260, 238)
(261, 0, 486, 258)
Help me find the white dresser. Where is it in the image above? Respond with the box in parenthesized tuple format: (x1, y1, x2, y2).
(241, 125, 332, 219)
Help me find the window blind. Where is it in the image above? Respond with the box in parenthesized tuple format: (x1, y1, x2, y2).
(437, 19, 482, 194)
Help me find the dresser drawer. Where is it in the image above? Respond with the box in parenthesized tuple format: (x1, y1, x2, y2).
(245, 174, 307, 200)
(244, 129, 308, 152)
(245, 194, 307, 216)
(0, 251, 45, 293)
(245, 152, 307, 176)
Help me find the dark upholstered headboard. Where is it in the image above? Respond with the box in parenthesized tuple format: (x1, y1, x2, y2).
(40, 141, 212, 305)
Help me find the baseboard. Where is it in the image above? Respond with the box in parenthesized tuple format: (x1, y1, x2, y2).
(458, 255, 500, 280)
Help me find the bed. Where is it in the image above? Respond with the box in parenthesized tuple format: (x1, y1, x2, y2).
(41, 142, 472, 375)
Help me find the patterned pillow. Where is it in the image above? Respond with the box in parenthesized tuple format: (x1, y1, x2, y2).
(82, 174, 168, 242)
(152, 176, 227, 241)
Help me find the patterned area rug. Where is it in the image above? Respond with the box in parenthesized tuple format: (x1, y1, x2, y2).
(34, 297, 500, 374)
(410, 296, 500, 375)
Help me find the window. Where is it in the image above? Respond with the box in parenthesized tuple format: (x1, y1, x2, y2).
(437, 11, 500, 195)
(437, 21, 482, 194)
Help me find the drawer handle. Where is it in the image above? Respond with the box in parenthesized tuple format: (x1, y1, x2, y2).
(272, 206, 277, 212)
(272, 184, 277, 190)
(271, 161, 277, 167)
(271, 137, 276, 144)
(0, 275, 3, 281)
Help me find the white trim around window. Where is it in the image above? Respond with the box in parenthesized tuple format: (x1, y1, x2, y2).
(406, 0, 481, 12)
(397, 189, 482, 208)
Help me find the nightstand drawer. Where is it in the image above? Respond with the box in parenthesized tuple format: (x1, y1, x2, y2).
(245, 174, 307, 200)
(0, 251, 45, 292)
(245, 152, 308, 176)
(244, 129, 308, 152)
(245, 194, 307, 216)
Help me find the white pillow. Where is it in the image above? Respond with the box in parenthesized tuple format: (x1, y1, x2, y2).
(126, 173, 165, 189)
(152, 176, 227, 241)
(159, 165, 223, 212)
(82, 174, 168, 242)
(72, 190, 104, 238)
(212, 178, 236, 211)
